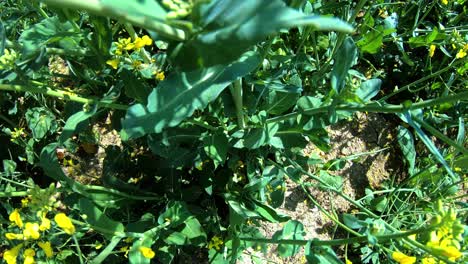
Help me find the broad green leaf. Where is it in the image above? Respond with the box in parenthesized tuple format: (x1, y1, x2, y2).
(356, 26, 395, 54)
(3, 160, 16, 175)
(331, 37, 357, 94)
(156, 246, 175, 264)
(59, 107, 97, 144)
(305, 242, 343, 264)
(203, 131, 228, 167)
(262, 90, 300, 115)
(342, 214, 364, 229)
(397, 126, 416, 175)
(122, 51, 261, 139)
(101, 0, 167, 22)
(454, 155, 468, 170)
(78, 198, 125, 239)
(25, 107, 57, 140)
(179, 216, 206, 246)
(318, 170, 342, 191)
(18, 16, 80, 59)
(297, 96, 322, 111)
(172, 0, 352, 70)
(158, 201, 192, 227)
(0, 20, 5, 56)
(252, 199, 289, 223)
(121, 69, 152, 104)
(273, 220, 304, 257)
(356, 79, 382, 102)
(399, 111, 457, 180)
(129, 238, 153, 264)
(370, 196, 388, 213)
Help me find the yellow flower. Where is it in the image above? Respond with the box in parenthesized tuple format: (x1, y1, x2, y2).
(456, 49, 466, 59)
(208, 236, 224, 251)
(39, 215, 51, 231)
(3, 243, 23, 264)
(155, 71, 165, 81)
(54, 213, 76, 235)
(429, 45, 436, 58)
(440, 0, 448, 5)
(115, 37, 134, 54)
(392, 251, 416, 264)
(421, 257, 437, 264)
(21, 198, 29, 207)
(9, 209, 23, 228)
(133, 35, 153, 49)
(23, 248, 35, 264)
(106, 58, 120, 70)
(23, 222, 40, 240)
(37, 241, 53, 258)
(345, 258, 353, 264)
(139, 246, 155, 259)
(5, 233, 24, 240)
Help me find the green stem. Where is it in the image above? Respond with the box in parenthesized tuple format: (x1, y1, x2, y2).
(0, 84, 128, 110)
(379, 59, 465, 102)
(284, 158, 455, 263)
(413, 117, 468, 155)
(266, 91, 468, 124)
(73, 235, 85, 264)
(0, 191, 28, 197)
(239, 226, 432, 247)
(41, 0, 186, 41)
(230, 79, 245, 129)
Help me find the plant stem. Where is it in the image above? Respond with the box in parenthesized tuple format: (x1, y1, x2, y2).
(266, 91, 468, 124)
(240, 226, 432, 247)
(0, 191, 28, 197)
(230, 79, 245, 129)
(73, 235, 85, 264)
(378, 59, 465, 102)
(413, 116, 468, 155)
(0, 84, 128, 110)
(41, 0, 186, 41)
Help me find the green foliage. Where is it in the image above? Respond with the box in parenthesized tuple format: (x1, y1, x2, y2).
(1, 0, 467, 263)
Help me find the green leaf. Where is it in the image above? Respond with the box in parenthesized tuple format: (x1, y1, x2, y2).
(3, 160, 16, 175)
(59, 107, 97, 144)
(101, 0, 167, 22)
(342, 214, 364, 229)
(331, 37, 357, 94)
(356, 79, 381, 102)
(399, 111, 457, 180)
(25, 107, 57, 139)
(78, 198, 125, 239)
(273, 220, 304, 257)
(121, 69, 153, 104)
(129, 239, 153, 264)
(356, 25, 394, 54)
(172, 0, 352, 70)
(18, 16, 80, 59)
(252, 199, 289, 223)
(203, 131, 228, 167)
(0, 20, 5, 56)
(305, 242, 343, 264)
(158, 201, 192, 227)
(318, 170, 342, 191)
(397, 126, 416, 175)
(179, 216, 206, 246)
(122, 51, 261, 139)
(262, 90, 300, 115)
(370, 196, 388, 213)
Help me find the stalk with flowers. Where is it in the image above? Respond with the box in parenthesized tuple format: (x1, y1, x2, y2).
(1, 0, 467, 263)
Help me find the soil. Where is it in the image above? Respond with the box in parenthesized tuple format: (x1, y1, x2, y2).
(239, 113, 405, 264)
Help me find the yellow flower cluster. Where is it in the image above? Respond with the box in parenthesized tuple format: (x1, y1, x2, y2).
(421, 201, 464, 263)
(0, 49, 18, 70)
(392, 200, 465, 264)
(208, 235, 224, 251)
(3, 208, 76, 264)
(106, 35, 153, 70)
(455, 43, 468, 59)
